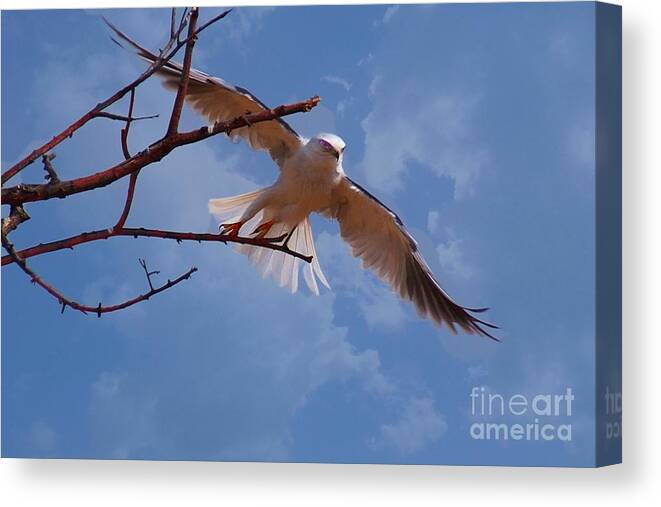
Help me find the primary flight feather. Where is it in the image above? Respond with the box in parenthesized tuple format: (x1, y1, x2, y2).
(107, 21, 498, 340)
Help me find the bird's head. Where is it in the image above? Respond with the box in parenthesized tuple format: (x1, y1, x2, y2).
(310, 133, 346, 160)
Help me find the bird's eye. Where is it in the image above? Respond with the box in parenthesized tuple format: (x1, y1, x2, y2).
(318, 139, 333, 151)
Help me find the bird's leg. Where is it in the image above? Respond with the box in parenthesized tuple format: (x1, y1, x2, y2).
(251, 219, 276, 239)
(282, 226, 298, 249)
(219, 221, 244, 237)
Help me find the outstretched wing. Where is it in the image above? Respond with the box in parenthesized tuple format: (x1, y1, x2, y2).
(327, 176, 498, 340)
(106, 20, 303, 168)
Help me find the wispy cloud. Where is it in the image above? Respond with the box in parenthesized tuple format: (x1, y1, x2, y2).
(382, 5, 400, 25)
(322, 75, 352, 92)
(225, 7, 275, 46)
(427, 210, 440, 234)
(336, 97, 354, 118)
(360, 81, 488, 199)
(436, 228, 474, 280)
(373, 5, 400, 27)
(466, 363, 488, 382)
(370, 397, 447, 454)
(89, 372, 160, 459)
(357, 52, 374, 67)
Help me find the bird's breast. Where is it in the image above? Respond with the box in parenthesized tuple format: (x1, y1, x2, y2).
(276, 156, 342, 215)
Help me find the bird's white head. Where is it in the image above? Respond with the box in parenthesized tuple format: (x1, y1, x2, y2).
(309, 133, 346, 161)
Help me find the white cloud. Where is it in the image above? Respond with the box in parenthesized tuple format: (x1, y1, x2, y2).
(382, 5, 400, 24)
(360, 86, 488, 199)
(336, 98, 352, 117)
(373, 5, 400, 27)
(322, 75, 352, 92)
(224, 7, 275, 46)
(370, 397, 447, 454)
(367, 74, 382, 99)
(436, 228, 474, 280)
(427, 210, 440, 234)
(466, 363, 488, 382)
(357, 52, 374, 67)
(86, 276, 396, 459)
(359, 12, 490, 200)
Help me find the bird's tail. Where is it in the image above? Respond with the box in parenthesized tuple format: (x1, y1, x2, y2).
(208, 190, 330, 295)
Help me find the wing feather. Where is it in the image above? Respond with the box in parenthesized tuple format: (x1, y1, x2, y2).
(106, 20, 303, 168)
(329, 176, 498, 340)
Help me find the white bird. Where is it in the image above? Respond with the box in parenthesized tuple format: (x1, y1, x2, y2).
(108, 23, 497, 339)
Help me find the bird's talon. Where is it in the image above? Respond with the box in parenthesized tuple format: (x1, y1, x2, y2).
(251, 220, 275, 239)
(220, 221, 243, 237)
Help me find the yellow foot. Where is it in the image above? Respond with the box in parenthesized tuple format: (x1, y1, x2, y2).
(220, 221, 243, 237)
(251, 220, 276, 239)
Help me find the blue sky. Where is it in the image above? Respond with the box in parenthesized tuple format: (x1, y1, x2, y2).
(2, 3, 598, 466)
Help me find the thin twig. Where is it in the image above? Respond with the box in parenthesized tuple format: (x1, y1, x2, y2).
(94, 111, 158, 123)
(1, 232, 197, 316)
(120, 88, 137, 159)
(138, 258, 160, 290)
(42, 153, 60, 184)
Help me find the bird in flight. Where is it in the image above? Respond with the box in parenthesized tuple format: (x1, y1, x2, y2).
(108, 21, 498, 340)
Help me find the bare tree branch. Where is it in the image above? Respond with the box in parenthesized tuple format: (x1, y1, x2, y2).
(2, 96, 320, 207)
(113, 172, 140, 230)
(1, 206, 30, 236)
(1, 226, 314, 267)
(167, 7, 199, 136)
(1, 232, 197, 317)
